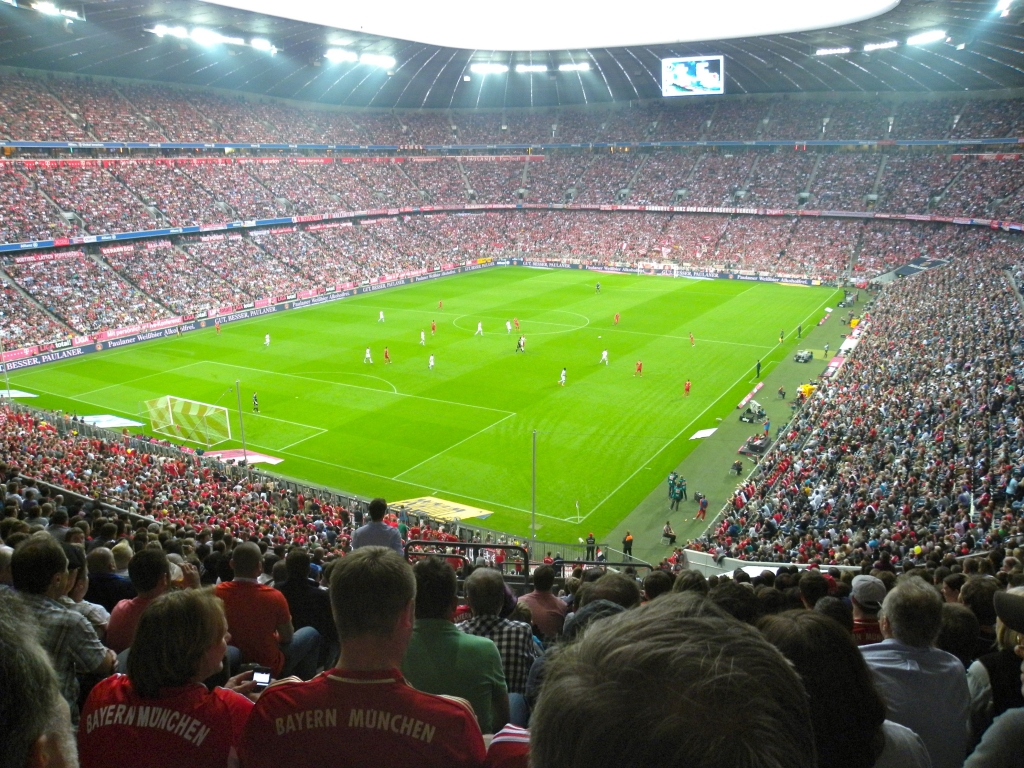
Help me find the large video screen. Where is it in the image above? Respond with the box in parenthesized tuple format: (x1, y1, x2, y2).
(661, 56, 724, 97)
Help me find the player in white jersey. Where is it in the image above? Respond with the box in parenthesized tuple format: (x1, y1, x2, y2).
(559, 368, 567, 386)
(264, 334, 270, 348)
(429, 354, 435, 370)
(521, 336, 527, 352)
(420, 330, 426, 345)
(475, 322, 484, 336)
(363, 347, 373, 364)
(506, 320, 512, 334)
(600, 350, 608, 365)
(378, 310, 385, 322)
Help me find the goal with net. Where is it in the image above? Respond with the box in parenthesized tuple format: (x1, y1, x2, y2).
(142, 396, 231, 448)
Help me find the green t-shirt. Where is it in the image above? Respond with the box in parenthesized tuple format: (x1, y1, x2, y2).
(401, 619, 506, 734)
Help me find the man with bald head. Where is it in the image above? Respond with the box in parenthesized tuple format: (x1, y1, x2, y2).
(215, 542, 322, 681)
(84, 546, 136, 611)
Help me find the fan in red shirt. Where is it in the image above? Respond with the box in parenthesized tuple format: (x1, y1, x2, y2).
(78, 589, 256, 768)
(240, 547, 486, 768)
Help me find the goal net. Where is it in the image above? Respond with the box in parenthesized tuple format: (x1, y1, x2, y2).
(142, 396, 231, 448)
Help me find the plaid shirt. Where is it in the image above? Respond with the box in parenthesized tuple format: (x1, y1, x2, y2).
(459, 615, 538, 694)
(20, 592, 108, 722)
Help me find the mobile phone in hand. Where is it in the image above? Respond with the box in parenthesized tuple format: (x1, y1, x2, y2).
(252, 666, 272, 691)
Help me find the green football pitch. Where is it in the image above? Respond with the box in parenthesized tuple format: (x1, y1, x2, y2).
(9, 267, 841, 544)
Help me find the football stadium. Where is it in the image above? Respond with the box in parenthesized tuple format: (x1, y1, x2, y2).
(1, 0, 1024, 766)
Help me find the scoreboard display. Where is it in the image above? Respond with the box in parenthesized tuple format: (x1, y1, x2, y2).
(661, 56, 725, 97)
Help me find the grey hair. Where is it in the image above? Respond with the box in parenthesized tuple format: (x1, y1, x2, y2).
(880, 575, 943, 648)
(0, 590, 78, 768)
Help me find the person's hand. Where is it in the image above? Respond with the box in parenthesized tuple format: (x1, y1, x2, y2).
(179, 562, 201, 589)
(225, 670, 261, 701)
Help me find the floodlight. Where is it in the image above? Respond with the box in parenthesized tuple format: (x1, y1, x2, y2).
(996, 0, 1011, 10)
(325, 48, 357, 62)
(516, 64, 548, 73)
(863, 40, 898, 51)
(360, 53, 396, 68)
(906, 29, 945, 45)
(250, 38, 274, 52)
(815, 47, 850, 55)
(32, 2, 58, 14)
(558, 62, 590, 71)
(471, 63, 509, 74)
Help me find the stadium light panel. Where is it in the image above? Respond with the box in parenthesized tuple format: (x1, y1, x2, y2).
(152, 24, 188, 38)
(906, 29, 945, 45)
(190, 27, 245, 46)
(996, 0, 1011, 10)
(360, 53, 396, 68)
(815, 46, 850, 55)
(471, 63, 509, 74)
(31, 1, 81, 18)
(516, 64, 548, 73)
(250, 38, 276, 53)
(558, 62, 590, 71)
(325, 47, 358, 62)
(863, 40, 898, 51)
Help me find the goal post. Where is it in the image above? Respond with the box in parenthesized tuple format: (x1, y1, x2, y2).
(142, 396, 231, 448)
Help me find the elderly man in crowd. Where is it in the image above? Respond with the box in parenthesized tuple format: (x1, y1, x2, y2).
(861, 575, 970, 768)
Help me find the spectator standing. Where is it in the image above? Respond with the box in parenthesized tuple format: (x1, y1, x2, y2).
(240, 547, 487, 768)
(965, 585, 1024, 743)
(78, 589, 256, 768)
(352, 498, 404, 554)
(460, 568, 539, 696)
(517, 565, 568, 639)
(11, 535, 117, 723)
(214, 542, 321, 681)
(861, 576, 970, 768)
(851, 575, 887, 646)
(402, 557, 509, 734)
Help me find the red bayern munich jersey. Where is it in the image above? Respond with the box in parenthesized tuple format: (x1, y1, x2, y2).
(484, 724, 530, 768)
(238, 668, 487, 768)
(78, 675, 253, 768)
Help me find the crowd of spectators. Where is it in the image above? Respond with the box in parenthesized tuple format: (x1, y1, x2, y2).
(689, 246, 1024, 567)
(101, 244, 248, 315)
(1, 441, 1023, 767)
(109, 163, 226, 227)
(0, 283, 69, 348)
(683, 152, 757, 206)
(808, 153, 882, 211)
(572, 153, 645, 204)
(0, 170, 78, 244)
(6, 76, 1024, 145)
(31, 167, 156, 235)
(875, 154, 957, 214)
(744, 153, 817, 208)
(932, 159, 1024, 218)
(5, 252, 166, 333)
(181, 236, 306, 300)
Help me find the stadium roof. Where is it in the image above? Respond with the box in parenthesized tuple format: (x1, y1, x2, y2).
(1, 0, 1023, 109)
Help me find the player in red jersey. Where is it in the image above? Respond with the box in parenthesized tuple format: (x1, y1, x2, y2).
(634, 360, 643, 377)
(239, 548, 486, 768)
(438, 300, 443, 311)
(684, 380, 691, 397)
(513, 317, 520, 331)
(431, 319, 436, 335)
(689, 332, 695, 346)
(215, 320, 221, 335)
(78, 590, 256, 768)
(384, 347, 391, 364)
(614, 313, 620, 325)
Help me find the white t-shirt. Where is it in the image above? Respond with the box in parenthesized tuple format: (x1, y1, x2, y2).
(873, 720, 932, 768)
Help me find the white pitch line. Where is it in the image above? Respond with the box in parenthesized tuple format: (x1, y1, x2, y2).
(394, 412, 516, 480)
(203, 361, 513, 415)
(278, 431, 327, 451)
(246, 411, 328, 435)
(581, 290, 840, 523)
(604, 327, 773, 350)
